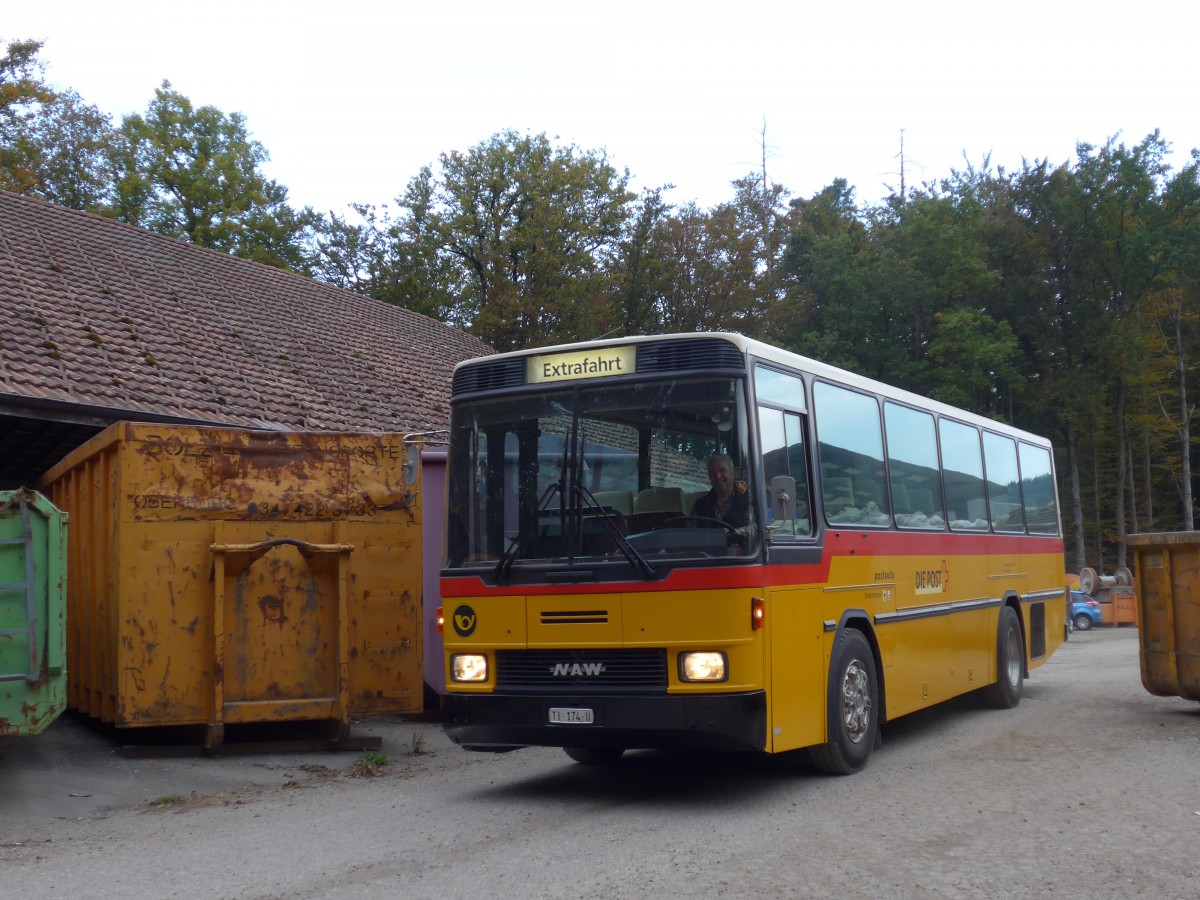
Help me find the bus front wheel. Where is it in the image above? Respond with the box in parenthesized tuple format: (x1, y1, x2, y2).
(810, 628, 878, 775)
(982, 605, 1024, 709)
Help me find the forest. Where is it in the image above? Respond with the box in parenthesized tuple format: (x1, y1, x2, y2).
(3, 38, 1199, 572)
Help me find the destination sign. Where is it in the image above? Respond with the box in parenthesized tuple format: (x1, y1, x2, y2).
(527, 346, 636, 384)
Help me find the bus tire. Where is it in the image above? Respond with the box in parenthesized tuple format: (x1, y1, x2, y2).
(982, 605, 1024, 709)
(564, 746, 625, 765)
(809, 628, 878, 775)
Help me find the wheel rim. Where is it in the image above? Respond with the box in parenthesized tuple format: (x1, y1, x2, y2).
(841, 659, 872, 744)
(1003, 626, 1023, 685)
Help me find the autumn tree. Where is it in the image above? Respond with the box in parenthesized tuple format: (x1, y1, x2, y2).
(0, 38, 55, 193)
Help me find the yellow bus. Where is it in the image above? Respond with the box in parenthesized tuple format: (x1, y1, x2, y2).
(439, 333, 1066, 773)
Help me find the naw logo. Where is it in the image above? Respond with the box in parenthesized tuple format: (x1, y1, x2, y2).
(551, 661, 606, 677)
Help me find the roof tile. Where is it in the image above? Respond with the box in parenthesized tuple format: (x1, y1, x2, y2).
(0, 191, 491, 433)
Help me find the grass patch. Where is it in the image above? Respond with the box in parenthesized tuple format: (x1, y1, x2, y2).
(406, 731, 429, 756)
(346, 751, 391, 778)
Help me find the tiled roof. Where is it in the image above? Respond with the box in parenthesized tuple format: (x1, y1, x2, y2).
(0, 190, 491, 435)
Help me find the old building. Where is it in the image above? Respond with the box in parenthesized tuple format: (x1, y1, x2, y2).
(0, 190, 490, 487)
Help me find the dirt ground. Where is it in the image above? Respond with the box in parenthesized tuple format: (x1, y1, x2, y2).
(1, 627, 1197, 899)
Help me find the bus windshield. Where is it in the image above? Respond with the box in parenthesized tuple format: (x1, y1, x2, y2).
(445, 376, 757, 576)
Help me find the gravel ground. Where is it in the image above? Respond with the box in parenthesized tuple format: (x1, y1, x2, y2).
(1, 626, 1197, 899)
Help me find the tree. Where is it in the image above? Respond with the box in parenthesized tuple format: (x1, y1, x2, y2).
(1067, 134, 1181, 564)
(25, 88, 119, 211)
(390, 130, 635, 350)
(925, 307, 1024, 411)
(0, 38, 55, 193)
(608, 187, 674, 338)
(309, 198, 469, 326)
(648, 200, 761, 333)
(1150, 153, 1200, 530)
(772, 179, 878, 371)
(114, 81, 316, 271)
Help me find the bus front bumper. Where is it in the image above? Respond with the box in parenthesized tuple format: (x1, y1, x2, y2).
(441, 690, 767, 753)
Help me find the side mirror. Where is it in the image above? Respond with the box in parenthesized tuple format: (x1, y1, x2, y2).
(771, 475, 796, 530)
(403, 445, 420, 486)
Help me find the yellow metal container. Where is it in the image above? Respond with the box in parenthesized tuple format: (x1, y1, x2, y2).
(1124, 532, 1200, 701)
(39, 423, 424, 745)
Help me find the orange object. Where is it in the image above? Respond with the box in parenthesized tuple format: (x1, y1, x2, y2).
(40, 423, 425, 746)
(1112, 589, 1138, 625)
(1124, 532, 1200, 701)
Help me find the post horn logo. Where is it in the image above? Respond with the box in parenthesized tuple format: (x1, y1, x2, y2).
(452, 604, 477, 637)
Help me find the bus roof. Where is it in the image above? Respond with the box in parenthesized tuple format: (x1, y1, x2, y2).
(453, 332, 1052, 448)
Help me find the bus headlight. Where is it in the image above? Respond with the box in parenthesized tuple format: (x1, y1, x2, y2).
(679, 651, 728, 682)
(450, 653, 488, 683)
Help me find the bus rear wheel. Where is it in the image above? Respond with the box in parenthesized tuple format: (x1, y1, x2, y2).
(982, 605, 1024, 709)
(563, 746, 625, 765)
(810, 628, 878, 775)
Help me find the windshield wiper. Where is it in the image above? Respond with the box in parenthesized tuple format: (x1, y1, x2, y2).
(576, 485, 658, 580)
(494, 480, 561, 584)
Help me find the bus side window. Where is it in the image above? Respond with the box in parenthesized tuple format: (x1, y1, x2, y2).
(939, 418, 987, 531)
(1019, 442, 1060, 534)
(884, 403, 945, 529)
(814, 382, 890, 528)
(983, 432, 1025, 532)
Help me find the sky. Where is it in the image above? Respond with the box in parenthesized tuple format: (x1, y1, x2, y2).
(7, 1, 1199, 216)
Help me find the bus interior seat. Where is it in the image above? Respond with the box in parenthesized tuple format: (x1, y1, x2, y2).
(683, 490, 708, 514)
(592, 490, 633, 516)
(633, 487, 684, 515)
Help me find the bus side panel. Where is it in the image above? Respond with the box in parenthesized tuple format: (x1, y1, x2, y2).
(766, 586, 826, 753)
(884, 602, 993, 719)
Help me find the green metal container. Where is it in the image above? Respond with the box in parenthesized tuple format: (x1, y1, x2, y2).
(0, 489, 67, 736)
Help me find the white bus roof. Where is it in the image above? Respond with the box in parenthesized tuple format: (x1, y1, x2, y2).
(454, 332, 1052, 448)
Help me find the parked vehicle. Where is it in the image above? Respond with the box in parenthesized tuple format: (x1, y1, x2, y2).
(1071, 591, 1103, 631)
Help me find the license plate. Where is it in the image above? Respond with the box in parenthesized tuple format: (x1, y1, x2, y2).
(549, 707, 594, 724)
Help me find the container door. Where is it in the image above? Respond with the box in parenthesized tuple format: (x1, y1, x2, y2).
(212, 537, 353, 731)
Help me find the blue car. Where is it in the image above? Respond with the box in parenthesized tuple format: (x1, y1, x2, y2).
(1070, 591, 1103, 631)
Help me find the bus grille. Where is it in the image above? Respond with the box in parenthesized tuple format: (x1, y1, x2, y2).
(495, 649, 668, 694)
(637, 338, 744, 373)
(453, 358, 525, 395)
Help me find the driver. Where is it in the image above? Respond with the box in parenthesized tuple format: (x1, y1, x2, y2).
(690, 454, 750, 529)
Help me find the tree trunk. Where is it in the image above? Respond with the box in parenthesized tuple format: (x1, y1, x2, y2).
(1091, 423, 1104, 569)
(1115, 378, 1128, 569)
(1066, 425, 1087, 570)
(1127, 434, 1138, 535)
(1174, 305, 1195, 530)
(1142, 434, 1153, 532)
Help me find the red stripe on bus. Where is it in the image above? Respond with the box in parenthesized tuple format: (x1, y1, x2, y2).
(439, 532, 1063, 597)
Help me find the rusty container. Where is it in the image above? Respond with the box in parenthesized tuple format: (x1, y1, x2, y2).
(1124, 532, 1200, 701)
(0, 489, 67, 736)
(39, 423, 424, 745)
